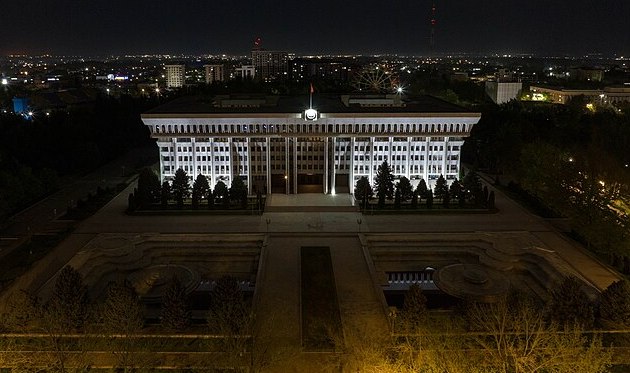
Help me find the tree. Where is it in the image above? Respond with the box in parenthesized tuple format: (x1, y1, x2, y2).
(599, 279, 630, 327)
(374, 161, 395, 201)
(466, 291, 610, 373)
(547, 276, 595, 329)
(426, 188, 433, 209)
(397, 176, 413, 202)
(161, 276, 191, 331)
(193, 174, 210, 202)
(354, 176, 373, 208)
(462, 170, 482, 202)
(101, 280, 145, 370)
(442, 189, 450, 208)
(434, 174, 448, 200)
(49, 266, 88, 331)
(160, 180, 171, 208)
(487, 190, 496, 209)
(41, 266, 90, 371)
(207, 188, 214, 209)
(192, 174, 210, 208)
(230, 176, 248, 209)
(136, 168, 161, 208)
(214, 180, 229, 207)
(209, 276, 252, 365)
(416, 178, 428, 198)
(410, 190, 418, 209)
(0, 289, 40, 332)
(172, 168, 190, 209)
(449, 178, 462, 200)
(398, 284, 427, 332)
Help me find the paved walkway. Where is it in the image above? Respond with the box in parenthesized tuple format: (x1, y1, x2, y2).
(1, 169, 622, 370)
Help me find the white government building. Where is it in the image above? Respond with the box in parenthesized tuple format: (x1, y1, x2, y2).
(141, 94, 481, 195)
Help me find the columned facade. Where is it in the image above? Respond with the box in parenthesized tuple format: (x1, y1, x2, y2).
(142, 96, 481, 195)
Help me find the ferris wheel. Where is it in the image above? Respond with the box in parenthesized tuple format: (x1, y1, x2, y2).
(352, 67, 396, 93)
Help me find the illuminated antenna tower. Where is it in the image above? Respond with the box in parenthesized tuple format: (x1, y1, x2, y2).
(430, 1, 437, 52)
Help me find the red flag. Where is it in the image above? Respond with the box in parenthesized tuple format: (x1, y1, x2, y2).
(310, 83, 314, 94)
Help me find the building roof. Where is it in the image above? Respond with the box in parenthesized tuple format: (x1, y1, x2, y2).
(144, 94, 475, 116)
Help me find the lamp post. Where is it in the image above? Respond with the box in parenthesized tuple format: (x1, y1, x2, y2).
(266, 218, 271, 234)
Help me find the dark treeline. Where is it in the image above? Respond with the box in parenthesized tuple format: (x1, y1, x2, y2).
(463, 99, 630, 263)
(0, 94, 155, 222)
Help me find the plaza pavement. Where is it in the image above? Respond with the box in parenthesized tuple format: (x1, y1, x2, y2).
(1, 173, 622, 370)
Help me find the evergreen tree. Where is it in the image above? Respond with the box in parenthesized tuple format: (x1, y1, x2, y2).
(161, 276, 191, 331)
(416, 178, 428, 198)
(434, 174, 448, 200)
(488, 191, 496, 209)
(207, 189, 214, 210)
(397, 176, 413, 202)
(230, 176, 248, 209)
(214, 180, 229, 207)
(137, 168, 161, 208)
(394, 188, 401, 209)
(160, 180, 171, 208)
(374, 161, 395, 201)
(354, 176, 373, 208)
(410, 190, 418, 209)
(449, 178, 462, 200)
(172, 168, 190, 209)
(49, 266, 88, 331)
(192, 174, 210, 207)
(463, 170, 482, 202)
(547, 276, 595, 328)
(442, 190, 450, 208)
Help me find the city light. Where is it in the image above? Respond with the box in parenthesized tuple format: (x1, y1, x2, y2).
(1, 78, 7, 85)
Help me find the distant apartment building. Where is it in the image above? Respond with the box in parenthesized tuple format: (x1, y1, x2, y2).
(289, 58, 355, 82)
(529, 86, 630, 105)
(485, 81, 523, 104)
(204, 64, 225, 84)
(569, 67, 604, 82)
(251, 50, 288, 81)
(235, 65, 256, 80)
(141, 94, 480, 195)
(165, 64, 185, 88)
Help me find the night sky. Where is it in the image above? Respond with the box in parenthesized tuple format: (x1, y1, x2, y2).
(2, 0, 629, 56)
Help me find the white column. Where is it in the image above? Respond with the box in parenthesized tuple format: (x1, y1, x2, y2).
(266, 137, 271, 194)
(324, 137, 329, 194)
(209, 139, 215, 188)
(443, 136, 449, 179)
(349, 137, 355, 195)
(405, 137, 411, 180)
(228, 137, 233, 186)
(293, 137, 298, 193)
(331, 137, 336, 194)
(246, 137, 252, 194)
(369, 136, 374, 184)
(424, 137, 430, 184)
(191, 138, 197, 180)
(173, 138, 179, 174)
(285, 137, 290, 194)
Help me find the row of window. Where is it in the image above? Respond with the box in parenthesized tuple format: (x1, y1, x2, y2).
(151, 122, 471, 135)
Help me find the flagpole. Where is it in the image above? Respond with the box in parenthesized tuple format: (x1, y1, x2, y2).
(309, 83, 313, 109)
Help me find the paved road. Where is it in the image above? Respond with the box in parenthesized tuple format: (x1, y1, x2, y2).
(0, 146, 155, 258)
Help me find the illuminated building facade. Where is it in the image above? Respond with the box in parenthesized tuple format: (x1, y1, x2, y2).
(141, 94, 480, 195)
(204, 64, 225, 84)
(251, 50, 288, 81)
(165, 64, 185, 88)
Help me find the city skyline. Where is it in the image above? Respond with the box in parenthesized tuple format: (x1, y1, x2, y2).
(2, 0, 629, 57)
